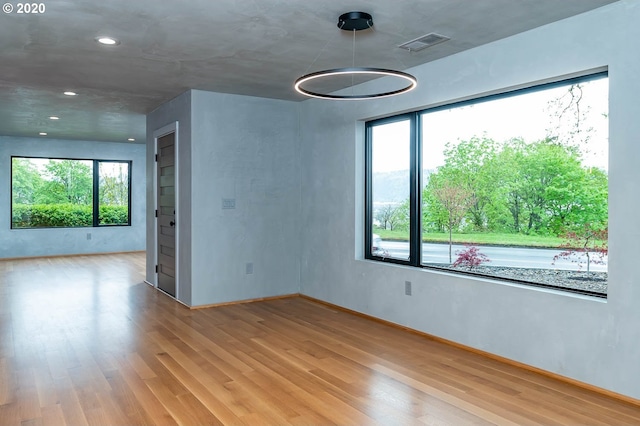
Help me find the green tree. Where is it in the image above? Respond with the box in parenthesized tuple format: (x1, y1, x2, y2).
(100, 163, 129, 206)
(432, 183, 475, 263)
(11, 158, 43, 205)
(375, 202, 409, 232)
(572, 167, 608, 230)
(517, 139, 605, 235)
(375, 204, 395, 230)
(482, 139, 527, 233)
(36, 160, 93, 205)
(393, 199, 410, 232)
(422, 173, 449, 233)
(438, 136, 500, 230)
(424, 137, 608, 239)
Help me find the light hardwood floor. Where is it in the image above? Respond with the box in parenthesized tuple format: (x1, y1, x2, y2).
(1, 252, 639, 425)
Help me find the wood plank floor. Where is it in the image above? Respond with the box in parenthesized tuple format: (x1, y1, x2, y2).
(1, 253, 639, 425)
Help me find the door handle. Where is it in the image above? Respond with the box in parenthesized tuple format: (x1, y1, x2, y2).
(169, 221, 175, 227)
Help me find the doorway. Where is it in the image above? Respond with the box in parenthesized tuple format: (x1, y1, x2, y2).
(155, 128, 177, 297)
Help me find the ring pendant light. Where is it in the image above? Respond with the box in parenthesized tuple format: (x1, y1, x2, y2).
(294, 12, 418, 100)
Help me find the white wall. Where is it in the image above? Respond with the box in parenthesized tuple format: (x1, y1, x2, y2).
(299, 0, 640, 400)
(0, 136, 145, 258)
(146, 90, 300, 307)
(190, 90, 300, 306)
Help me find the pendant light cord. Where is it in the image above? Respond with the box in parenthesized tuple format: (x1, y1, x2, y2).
(303, 38, 331, 75)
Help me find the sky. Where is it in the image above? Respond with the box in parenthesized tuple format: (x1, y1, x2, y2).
(372, 76, 609, 173)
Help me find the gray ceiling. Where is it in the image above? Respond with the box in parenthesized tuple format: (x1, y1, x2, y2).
(0, 0, 617, 143)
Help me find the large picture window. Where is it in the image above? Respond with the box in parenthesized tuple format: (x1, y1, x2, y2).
(366, 71, 608, 296)
(11, 157, 132, 228)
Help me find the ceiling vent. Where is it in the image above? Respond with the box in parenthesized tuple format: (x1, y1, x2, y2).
(398, 33, 450, 52)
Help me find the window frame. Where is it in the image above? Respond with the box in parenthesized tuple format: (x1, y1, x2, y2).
(10, 156, 133, 229)
(364, 70, 608, 298)
(365, 113, 420, 266)
(95, 160, 133, 227)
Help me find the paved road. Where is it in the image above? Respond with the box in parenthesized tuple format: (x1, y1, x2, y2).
(380, 241, 607, 272)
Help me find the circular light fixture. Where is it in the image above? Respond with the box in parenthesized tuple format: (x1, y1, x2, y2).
(39, 132, 47, 136)
(295, 67, 417, 100)
(49, 116, 59, 120)
(294, 12, 417, 100)
(128, 138, 135, 142)
(63, 91, 77, 96)
(96, 36, 120, 46)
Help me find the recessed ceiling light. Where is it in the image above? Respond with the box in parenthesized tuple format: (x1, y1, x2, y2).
(127, 138, 135, 142)
(39, 132, 47, 136)
(49, 116, 59, 120)
(63, 91, 77, 96)
(96, 36, 120, 46)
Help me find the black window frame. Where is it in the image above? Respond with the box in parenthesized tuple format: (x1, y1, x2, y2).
(10, 156, 133, 229)
(365, 113, 421, 266)
(365, 71, 608, 298)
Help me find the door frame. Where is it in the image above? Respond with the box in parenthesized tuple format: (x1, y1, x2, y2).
(153, 122, 179, 300)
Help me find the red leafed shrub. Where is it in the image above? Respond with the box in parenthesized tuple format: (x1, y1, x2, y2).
(553, 226, 608, 272)
(453, 245, 490, 270)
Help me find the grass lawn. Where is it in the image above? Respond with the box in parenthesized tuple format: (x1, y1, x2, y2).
(374, 229, 566, 248)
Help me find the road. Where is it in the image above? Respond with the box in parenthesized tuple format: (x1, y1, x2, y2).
(380, 241, 607, 272)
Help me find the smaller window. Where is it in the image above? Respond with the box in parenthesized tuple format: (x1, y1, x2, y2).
(11, 157, 132, 229)
(367, 118, 412, 262)
(98, 161, 131, 226)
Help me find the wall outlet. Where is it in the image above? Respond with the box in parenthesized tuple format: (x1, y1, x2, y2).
(405, 281, 412, 296)
(246, 262, 253, 274)
(222, 198, 236, 209)
(87, 233, 92, 240)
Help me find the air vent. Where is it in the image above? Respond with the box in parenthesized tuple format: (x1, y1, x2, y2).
(398, 33, 450, 52)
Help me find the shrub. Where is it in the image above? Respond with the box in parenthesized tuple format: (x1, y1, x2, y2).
(453, 245, 490, 270)
(12, 204, 129, 228)
(99, 205, 129, 225)
(553, 226, 608, 272)
(12, 204, 92, 228)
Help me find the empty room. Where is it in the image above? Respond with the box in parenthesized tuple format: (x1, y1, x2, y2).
(2, 0, 640, 424)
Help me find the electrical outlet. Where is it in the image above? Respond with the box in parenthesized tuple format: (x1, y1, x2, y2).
(246, 262, 253, 274)
(222, 198, 236, 209)
(405, 281, 412, 296)
(87, 233, 92, 240)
